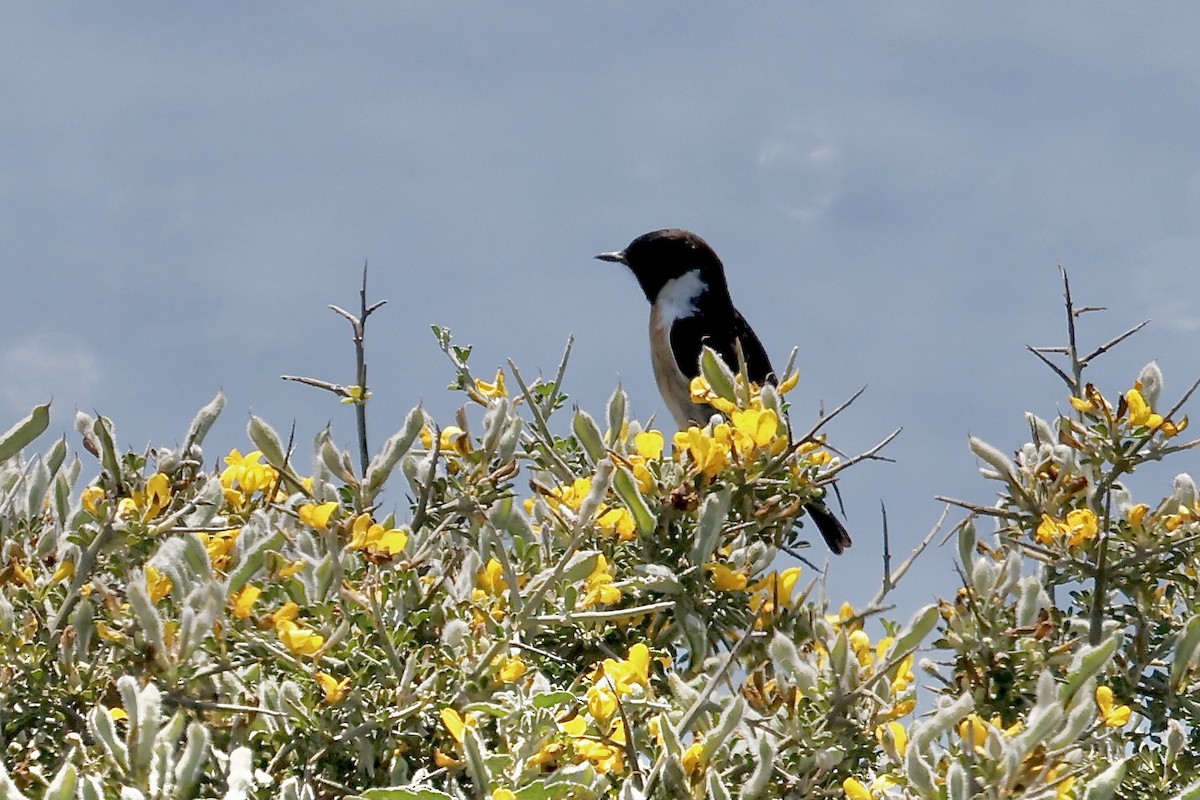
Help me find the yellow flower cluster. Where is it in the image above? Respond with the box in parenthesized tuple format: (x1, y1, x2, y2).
(220, 450, 279, 508)
(747, 567, 803, 622)
(116, 473, 172, 521)
(673, 378, 790, 480)
(272, 601, 324, 658)
(1035, 508, 1099, 548)
(532, 475, 639, 542)
(581, 554, 622, 608)
(1069, 382, 1187, 437)
(196, 528, 240, 572)
(347, 513, 409, 557)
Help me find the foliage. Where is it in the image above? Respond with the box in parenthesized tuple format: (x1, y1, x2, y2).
(0, 271, 1198, 800)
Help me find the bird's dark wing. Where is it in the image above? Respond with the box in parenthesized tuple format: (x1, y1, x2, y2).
(803, 500, 853, 554)
(668, 303, 776, 385)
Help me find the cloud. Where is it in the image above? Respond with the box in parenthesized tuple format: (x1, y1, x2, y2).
(1133, 236, 1200, 332)
(755, 127, 841, 223)
(0, 333, 101, 418)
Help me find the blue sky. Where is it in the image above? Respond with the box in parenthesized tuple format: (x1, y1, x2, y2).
(4, 5, 1199, 613)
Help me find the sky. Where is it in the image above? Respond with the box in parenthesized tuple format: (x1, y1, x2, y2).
(4, 4, 1200, 616)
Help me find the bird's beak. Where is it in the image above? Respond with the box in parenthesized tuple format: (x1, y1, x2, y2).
(595, 250, 627, 265)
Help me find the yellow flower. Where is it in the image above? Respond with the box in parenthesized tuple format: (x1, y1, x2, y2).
(587, 683, 618, 722)
(680, 740, 706, 777)
(348, 513, 409, 556)
(559, 715, 588, 737)
(220, 450, 277, 497)
(849, 629, 872, 666)
(109, 707, 128, 722)
(492, 790, 517, 800)
(581, 554, 622, 608)
(706, 562, 748, 591)
(597, 506, 637, 541)
(340, 385, 371, 405)
(1125, 387, 1163, 430)
(298, 502, 338, 531)
(546, 477, 592, 512)
(476, 558, 509, 596)
(81, 485, 105, 517)
(145, 565, 173, 603)
(51, 560, 75, 585)
(593, 642, 650, 696)
(1037, 509, 1099, 547)
(629, 458, 656, 493)
(230, 584, 261, 619)
(1036, 513, 1062, 546)
(958, 714, 991, 753)
(197, 529, 240, 571)
(876, 720, 908, 760)
(1095, 685, 1131, 727)
(277, 623, 324, 657)
(778, 371, 800, 395)
(575, 738, 625, 774)
(890, 654, 915, 695)
(475, 369, 508, 399)
(433, 749, 458, 768)
(730, 407, 786, 455)
(673, 425, 732, 479)
(1065, 508, 1099, 546)
(1126, 503, 1149, 527)
(315, 672, 351, 705)
(634, 430, 664, 460)
(96, 620, 126, 642)
(276, 559, 305, 579)
(144, 473, 171, 518)
(843, 778, 873, 800)
(439, 426, 473, 455)
(749, 567, 803, 615)
(273, 602, 324, 657)
(440, 708, 476, 744)
(1160, 416, 1189, 437)
(688, 375, 738, 416)
(497, 654, 527, 683)
(1047, 764, 1077, 800)
(1069, 395, 1094, 414)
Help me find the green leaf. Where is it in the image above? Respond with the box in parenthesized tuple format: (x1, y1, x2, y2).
(365, 406, 425, 498)
(612, 466, 655, 537)
(0, 402, 50, 464)
(572, 409, 605, 463)
(690, 488, 731, 567)
(248, 415, 287, 468)
(361, 790, 452, 800)
(1080, 758, 1127, 800)
(605, 385, 627, 446)
(890, 604, 939, 658)
(700, 347, 737, 402)
(531, 691, 576, 709)
(1060, 635, 1119, 705)
(184, 390, 226, 450)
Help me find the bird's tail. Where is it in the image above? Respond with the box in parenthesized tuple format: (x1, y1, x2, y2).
(804, 500, 852, 555)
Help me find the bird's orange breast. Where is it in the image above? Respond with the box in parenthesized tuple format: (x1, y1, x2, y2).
(649, 305, 711, 428)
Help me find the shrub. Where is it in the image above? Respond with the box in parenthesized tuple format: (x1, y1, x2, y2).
(0, 270, 1197, 800)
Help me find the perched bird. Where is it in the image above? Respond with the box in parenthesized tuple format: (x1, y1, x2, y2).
(596, 228, 852, 554)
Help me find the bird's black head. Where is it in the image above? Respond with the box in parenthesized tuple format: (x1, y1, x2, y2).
(596, 229, 730, 304)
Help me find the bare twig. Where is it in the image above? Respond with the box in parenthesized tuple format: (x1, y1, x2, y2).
(934, 495, 1019, 519)
(870, 505, 948, 608)
(1025, 346, 1074, 389)
(795, 385, 867, 445)
(1081, 320, 1151, 366)
(822, 427, 902, 480)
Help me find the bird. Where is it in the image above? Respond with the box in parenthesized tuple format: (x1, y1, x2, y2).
(596, 228, 852, 554)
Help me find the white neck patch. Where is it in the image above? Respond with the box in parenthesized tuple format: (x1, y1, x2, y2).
(653, 269, 707, 330)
